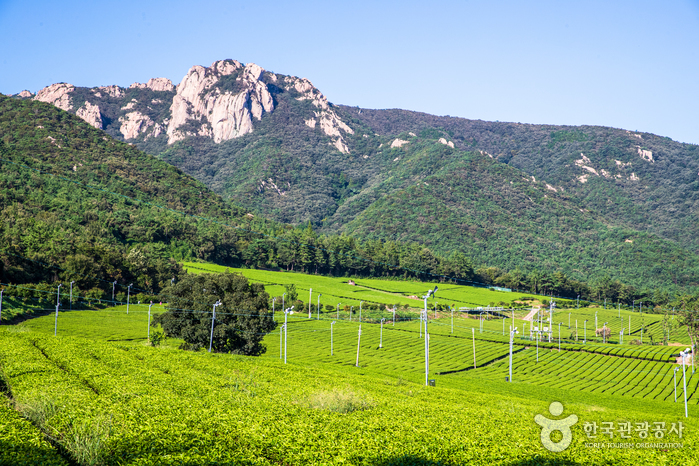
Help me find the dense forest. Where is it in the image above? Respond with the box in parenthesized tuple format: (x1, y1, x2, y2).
(2, 96, 689, 309)
(27, 63, 699, 294)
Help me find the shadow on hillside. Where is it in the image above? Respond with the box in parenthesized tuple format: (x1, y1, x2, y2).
(368, 455, 585, 466)
(368, 456, 443, 466)
(0, 439, 73, 465)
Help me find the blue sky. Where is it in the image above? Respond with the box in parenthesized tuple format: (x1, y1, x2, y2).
(1, 0, 698, 144)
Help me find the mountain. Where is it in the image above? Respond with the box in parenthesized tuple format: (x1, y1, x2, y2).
(0, 96, 484, 304)
(0, 95, 277, 296)
(20, 59, 699, 293)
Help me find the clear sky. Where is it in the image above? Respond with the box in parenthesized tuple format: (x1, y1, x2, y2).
(1, 0, 698, 144)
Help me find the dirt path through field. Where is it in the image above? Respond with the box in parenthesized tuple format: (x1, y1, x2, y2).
(523, 308, 539, 322)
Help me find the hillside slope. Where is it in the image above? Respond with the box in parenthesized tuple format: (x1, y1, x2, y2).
(0, 96, 274, 294)
(21, 59, 699, 292)
(343, 106, 699, 254)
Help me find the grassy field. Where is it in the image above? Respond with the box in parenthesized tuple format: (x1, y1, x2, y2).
(181, 261, 549, 310)
(1, 265, 697, 465)
(0, 325, 696, 465)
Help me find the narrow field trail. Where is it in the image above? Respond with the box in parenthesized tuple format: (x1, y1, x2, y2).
(522, 308, 539, 321)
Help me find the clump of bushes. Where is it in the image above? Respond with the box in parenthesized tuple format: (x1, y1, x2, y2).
(307, 390, 373, 413)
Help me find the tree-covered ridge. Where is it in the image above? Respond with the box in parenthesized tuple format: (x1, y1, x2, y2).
(0, 96, 692, 309)
(341, 106, 699, 254)
(341, 150, 699, 294)
(0, 96, 274, 295)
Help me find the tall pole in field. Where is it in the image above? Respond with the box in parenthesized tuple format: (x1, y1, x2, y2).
(337, 303, 340, 320)
(112, 280, 117, 302)
(272, 298, 276, 319)
(674, 367, 679, 402)
(147, 302, 153, 339)
(126, 284, 133, 315)
(54, 303, 59, 336)
(558, 322, 561, 351)
(317, 294, 322, 320)
(536, 328, 539, 362)
(308, 288, 312, 318)
(208, 300, 222, 353)
(57, 284, 62, 307)
(508, 327, 518, 382)
(425, 308, 429, 385)
(359, 301, 363, 323)
(355, 324, 362, 367)
(331, 321, 336, 355)
(472, 327, 476, 368)
(451, 306, 454, 334)
(70, 281, 75, 311)
(568, 312, 571, 329)
(380, 318, 385, 348)
(422, 287, 437, 386)
(502, 317, 505, 335)
(603, 323, 608, 344)
(577, 295, 579, 309)
(280, 324, 284, 359)
(681, 349, 690, 418)
(350, 306, 353, 323)
(284, 306, 293, 364)
(282, 293, 286, 312)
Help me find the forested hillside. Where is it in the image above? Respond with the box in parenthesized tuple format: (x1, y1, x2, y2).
(342, 106, 699, 254)
(0, 97, 484, 300)
(0, 96, 272, 296)
(20, 59, 699, 296)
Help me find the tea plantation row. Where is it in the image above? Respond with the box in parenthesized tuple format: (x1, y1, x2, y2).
(1, 328, 697, 465)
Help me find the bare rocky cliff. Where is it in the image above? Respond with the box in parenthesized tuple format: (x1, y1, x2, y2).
(31, 59, 354, 152)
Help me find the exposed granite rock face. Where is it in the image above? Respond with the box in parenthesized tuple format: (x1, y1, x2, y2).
(17, 90, 33, 98)
(30, 59, 355, 152)
(97, 85, 124, 98)
(285, 76, 353, 153)
(438, 137, 455, 148)
(119, 111, 154, 139)
(34, 83, 75, 111)
(166, 60, 275, 144)
(76, 101, 103, 129)
(129, 77, 175, 92)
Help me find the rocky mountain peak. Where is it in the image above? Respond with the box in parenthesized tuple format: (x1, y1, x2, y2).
(29, 58, 356, 153)
(34, 83, 75, 111)
(166, 59, 275, 144)
(129, 77, 175, 92)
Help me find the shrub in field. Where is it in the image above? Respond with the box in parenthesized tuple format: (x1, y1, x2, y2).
(149, 328, 164, 347)
(307, 390, 373, 413)
(155, 272, 276, 355)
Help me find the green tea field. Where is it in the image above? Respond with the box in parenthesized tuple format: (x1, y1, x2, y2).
(1, 266, 697, 465)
